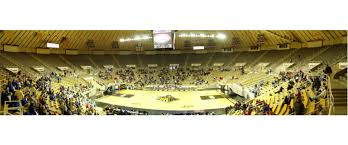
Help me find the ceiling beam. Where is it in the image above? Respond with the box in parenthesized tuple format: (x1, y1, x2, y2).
(263, 30, 293, 43)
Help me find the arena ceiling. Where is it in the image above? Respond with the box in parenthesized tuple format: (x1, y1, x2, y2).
(0, 30, 346, 51)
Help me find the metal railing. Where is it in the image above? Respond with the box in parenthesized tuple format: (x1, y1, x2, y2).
(3, 101, 23, 115)
(324, 74, 335, 115)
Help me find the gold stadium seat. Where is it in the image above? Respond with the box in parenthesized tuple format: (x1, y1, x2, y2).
(290, 99, 294, 109)
(267, 97, 271, 105)
(49, 101, 53, 108)
(269, 97, 275, 108)
(252, 100, 256, 106)
(284, 106, 290, 115)
(307, 102, 316, 114)
(272, 104, 278, 113)
(308, 88, 316, 98)
(319, 98, 326, 108)
(45, 97, 50, 107)
(55, 99, 59, 109)
(301, 90, 308, 108)
(275, 103, 282, 115)
(278, 104, 287, 115)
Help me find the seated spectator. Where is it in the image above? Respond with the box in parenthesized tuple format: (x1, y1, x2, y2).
(323, 64, 332, 75)
(294, 97, 305, 115)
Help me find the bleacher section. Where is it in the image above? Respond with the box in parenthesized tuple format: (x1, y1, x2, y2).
(36, 54, 70, 68)
(209, 52, 238, 66)
(161, 54, 187, 66)
(233, 51, 264, 67)
(289, 47, 326, 68)
(139, 54, 163, 67)
(2, 52, 42, 67)
(90, 55, 118, 68)
(186, 53, 213, 66)
(64, 55, 93, 67)
(0, 54, 16, 67)
(312, 45, 347, 65)
(115, 54, 140, 67)
(258, 49, 292, 64)
(0, 45, 347, 115)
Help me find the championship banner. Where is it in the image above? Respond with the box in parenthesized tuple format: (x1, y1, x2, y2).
(6, 67, 20, 74)
(191, 63, 201, 67)
(213, 63, 224, 67)
(103, 65, 114, 69)
(235, 63, 246, 67)
(32, 66, 45, 72)
(148, 64, 158, 67)
(126, 64, 136, 68)
(57, 66, 70, 71)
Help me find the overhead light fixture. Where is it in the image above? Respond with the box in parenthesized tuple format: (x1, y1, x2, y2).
(178, 33, 223, 39)
(216, 33, 226, 39)
(193, 46, 205, 50)
(142, 36, 151, 39)
(47, 42, 59, 48)
(134, 36, 141, 40)
(119, 35, 152, 42)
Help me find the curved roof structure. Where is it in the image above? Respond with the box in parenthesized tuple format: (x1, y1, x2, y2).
(0, 30, 346, 51)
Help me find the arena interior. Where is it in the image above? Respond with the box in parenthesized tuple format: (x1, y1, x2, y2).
(0, 30, 347, 115)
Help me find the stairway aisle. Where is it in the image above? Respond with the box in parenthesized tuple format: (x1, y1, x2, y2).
(59, 55, 80, 71)
(30, 54, 56, 72)
(111, 55, 122, 68)
(332, 88, 347, 115)
(88, 55, 100, 69)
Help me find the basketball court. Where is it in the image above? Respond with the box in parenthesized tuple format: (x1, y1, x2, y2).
(95, 89, 236, 114)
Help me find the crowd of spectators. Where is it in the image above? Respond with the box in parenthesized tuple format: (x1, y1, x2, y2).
(97, 67, 213, 89)
(1, 71, 98, 115)
(103, 105, 219, 115)
(1, 63, 332, 115)
(230, 69, 330, 115)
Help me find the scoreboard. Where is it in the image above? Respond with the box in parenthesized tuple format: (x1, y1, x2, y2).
(153, 30, 174, 49)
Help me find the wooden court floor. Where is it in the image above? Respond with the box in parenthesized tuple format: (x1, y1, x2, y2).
(95, 90, 236, 111)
